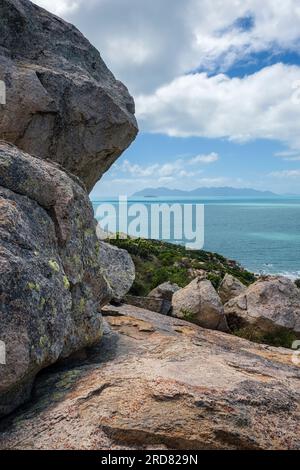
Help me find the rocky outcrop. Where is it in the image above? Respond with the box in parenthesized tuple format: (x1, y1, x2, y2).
(0, 0, 139, 417)
(172, 278, 229, 332)
(0, 304, 299, 450)
(0, 142, 111, 417)
(218, 273, 247, 304)
(0, 0, 138, 192)
(98, 241, 135, 303)
(148, 281, 180, 302)
(225, 276, 300, 335)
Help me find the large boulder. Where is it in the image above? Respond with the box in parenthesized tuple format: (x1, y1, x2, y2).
(225, 276, 300, 335)
(0, 142, 111, 417)
(218, 273, 247, 304)
(1, 304, 299, 450)
(172, 278, 229, 332)
(98, 241, 135, 303)
(0, 0, 138, 192)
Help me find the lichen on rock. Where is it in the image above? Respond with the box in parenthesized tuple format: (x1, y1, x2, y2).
(0, 142, 112, 417)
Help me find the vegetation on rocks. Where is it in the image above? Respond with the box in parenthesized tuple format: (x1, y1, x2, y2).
(233, 325, 298, 349)
(109, 237, 300, 350)
(108, 236, 256, 296)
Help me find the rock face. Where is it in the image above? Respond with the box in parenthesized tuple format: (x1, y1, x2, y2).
(225, 276, 300, 335)
(0, 0, 138, 192)
(172, 278, 229, 332)
(98, 241, 135, 303)
(218, 273, 247, 304)
(0, 142, 111, 417)
(0, 304, 299, 450)
(148, 281, 180, 302)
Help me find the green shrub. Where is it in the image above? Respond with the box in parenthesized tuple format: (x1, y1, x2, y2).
(233, 326, 298, 349)
(206, 273, 223, 289)
(108, 237, 255, 296)
(180, 309, 196, 322)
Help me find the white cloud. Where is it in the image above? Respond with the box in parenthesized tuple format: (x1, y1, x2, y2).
(196, 177, 230, 186)
(115, 152, 218, 181)
(33, 0, 300, 175)
(283, 156, 300, 161)
(275, 150, 300, 161)
(270, 170, 300, 178)
(136, 63, 300, 150)
(33, 0, 300, 94)
(188, 153, 219, 164)
(35, 0, 80, 15)
(116, 159, 184, 178)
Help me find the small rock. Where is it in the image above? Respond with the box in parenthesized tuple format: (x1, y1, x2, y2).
(148, 282, 180, 302)
(218, 274, 247, 304)
(172, 278, 229, 332)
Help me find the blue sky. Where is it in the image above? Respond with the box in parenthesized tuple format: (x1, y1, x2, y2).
(35, 0, 300, 196)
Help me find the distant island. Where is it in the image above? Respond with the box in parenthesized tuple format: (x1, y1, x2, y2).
(132, 187, 278, 198)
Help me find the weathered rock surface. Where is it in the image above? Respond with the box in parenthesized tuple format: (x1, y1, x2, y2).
(172, 278, 229, 332)
(218, 274, 247, 304)
(98, 241, 135, 303)
(225, 276, 300, 335)
(0, 0, 138, 191)
(148, 281, 180, 302)
(125, 294, 171, 315)
(0, 142, 111, 417)
(0, 304, 299, 450)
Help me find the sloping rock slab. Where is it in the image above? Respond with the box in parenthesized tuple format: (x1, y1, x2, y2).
(0, 304, 299, 450)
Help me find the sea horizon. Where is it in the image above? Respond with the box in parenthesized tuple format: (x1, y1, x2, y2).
(92, 195, 300, 280)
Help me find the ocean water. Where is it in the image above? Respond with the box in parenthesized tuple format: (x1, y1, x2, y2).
(92, 196, 300, 278)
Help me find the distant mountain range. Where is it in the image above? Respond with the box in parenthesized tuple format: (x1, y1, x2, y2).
(132, 187, 277, 197)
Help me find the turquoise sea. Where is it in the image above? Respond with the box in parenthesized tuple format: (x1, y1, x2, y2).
(92, 196, 300, 278)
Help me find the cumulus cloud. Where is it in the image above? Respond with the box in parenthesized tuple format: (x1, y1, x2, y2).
(136, 63, 300, 150)
(188, 153, 219, 164)
(36, 0, 80, 15)
(33, 0, 300, 94)
(115, 153, 219, 180)
(33, 0, 300, 178)
(270, 170, 300, 178)
(275, 150, 300, 161)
